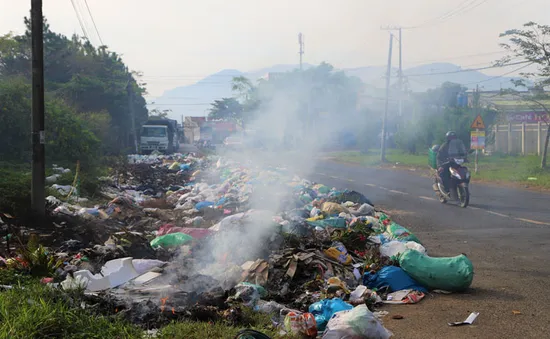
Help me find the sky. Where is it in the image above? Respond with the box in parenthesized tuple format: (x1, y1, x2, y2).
(1, 0, 549, 97)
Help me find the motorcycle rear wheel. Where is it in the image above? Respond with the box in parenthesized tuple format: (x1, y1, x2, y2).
(458, 186, 470, 208)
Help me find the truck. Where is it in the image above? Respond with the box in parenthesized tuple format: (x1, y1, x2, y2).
(140, 118, 180, 154)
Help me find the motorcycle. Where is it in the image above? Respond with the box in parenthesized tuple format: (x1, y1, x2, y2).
(432, 157, 471, 208)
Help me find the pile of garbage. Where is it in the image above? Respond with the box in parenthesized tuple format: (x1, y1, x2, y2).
(0, 153, 475, 338)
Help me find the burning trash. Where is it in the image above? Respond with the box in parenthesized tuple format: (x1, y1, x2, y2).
(0, 152, 475, 337)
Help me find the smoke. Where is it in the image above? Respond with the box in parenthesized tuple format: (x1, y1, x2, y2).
(149, 67, 378, 303)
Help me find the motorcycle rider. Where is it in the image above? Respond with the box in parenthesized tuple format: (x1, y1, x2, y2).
(437, 131, 458, 194)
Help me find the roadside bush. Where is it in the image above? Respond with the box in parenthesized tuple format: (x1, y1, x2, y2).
(0, 167, 31, 216)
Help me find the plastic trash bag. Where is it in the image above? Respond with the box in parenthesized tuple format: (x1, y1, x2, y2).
(315, 184, 330, 194)
(61, 274, 89, 290)
(321, 202, 349, 215)
(195, 201, 214, 210)
(321, 304, 392, 339)
(379, 240, 426, 258)
(399, 249, 474, 292)
(363, 265, 428, 293)
(306, 217, 347, 229)
(324, 242, 352, 265)
(284, 311, 318, 337)
(150, 233, 193, 249)
(329, 190, 374, 206)
(308, 298, 353, 332)
(349, 203, 375, 216)
(232, 282, 268, 307)
(385, 222, 421, 244)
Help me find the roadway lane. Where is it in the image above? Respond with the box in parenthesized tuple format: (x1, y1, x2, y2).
(311, 160, 550, 227)
(305, 160, 550, 339)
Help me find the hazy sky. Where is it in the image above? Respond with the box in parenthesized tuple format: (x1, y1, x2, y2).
(1, 0, 548, 97)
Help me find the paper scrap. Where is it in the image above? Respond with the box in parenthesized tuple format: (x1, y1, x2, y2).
(448, 312, 479, 326)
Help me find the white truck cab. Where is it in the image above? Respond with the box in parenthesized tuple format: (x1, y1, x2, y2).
(140, 125, 169, 153)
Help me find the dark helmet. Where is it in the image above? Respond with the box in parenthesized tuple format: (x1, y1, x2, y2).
(431, 144, 440, 152)
(445, 131, 457, 141)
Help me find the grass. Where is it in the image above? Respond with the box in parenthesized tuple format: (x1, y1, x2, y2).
(158, 308, 297, 339)
(0, 269, 291, 339)
(329, 149, 428, 168)
(328, 149, 550, 189)
(0, 283, 143, 339)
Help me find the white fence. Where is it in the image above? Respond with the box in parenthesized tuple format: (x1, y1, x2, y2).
(493, 122, 548, 155)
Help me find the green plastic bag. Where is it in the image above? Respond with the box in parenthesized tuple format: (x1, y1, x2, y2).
(150, 233, 193, 249)
(307, 217, 347, 229)
(399, 249, 474, 292)
(386, 222, 421, 244)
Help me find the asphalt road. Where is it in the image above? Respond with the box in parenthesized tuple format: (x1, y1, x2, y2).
(304, 160, 550, 339)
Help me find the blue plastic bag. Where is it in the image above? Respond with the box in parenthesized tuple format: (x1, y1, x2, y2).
(216, 197, 227, 206)
(308, 298, 353, 331)
(195, 201, 214, 210)
(363, 266, 427, 293)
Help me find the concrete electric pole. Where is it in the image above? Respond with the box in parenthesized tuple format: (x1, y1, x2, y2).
(31, 0, 46, 218)
(381, 25, 403, 117)
(381, 33, 393, 163)
(298, 33, 304, 71)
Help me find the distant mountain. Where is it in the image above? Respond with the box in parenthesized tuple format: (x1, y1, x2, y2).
(151, 62, 523, 119)
(149, 69, 244, 120)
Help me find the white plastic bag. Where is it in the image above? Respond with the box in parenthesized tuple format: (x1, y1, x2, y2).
(322, 305, 392, 339)
(380, 240, 426, 258)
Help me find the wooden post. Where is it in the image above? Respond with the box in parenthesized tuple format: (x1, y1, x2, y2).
(538, 121, 542, 156)
(521, 122, 526, 155)
(494, 124, 499, 153)
(508, 122, 512, 154)
(475, 129, 479, 173)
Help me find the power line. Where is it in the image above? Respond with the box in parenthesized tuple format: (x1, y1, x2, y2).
(405, 0, 490, 30)
(406, 60, 530, 77)
(405, 51, 506, 67)
(461, 62, 534, 86)
(70, 0, 90, 40)
(83, 0, 104, 46)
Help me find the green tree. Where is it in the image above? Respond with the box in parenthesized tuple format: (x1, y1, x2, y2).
(498, 22, 550, 168)
(0, 17, 148, 153)
(208, 98, 244, 123)
(149, 108, 172, 119)
(396, 82, 498, 154)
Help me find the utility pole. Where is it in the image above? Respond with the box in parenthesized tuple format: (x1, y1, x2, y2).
(381, 33, 393, 163)
(298, 33, 304, 71)
(474, 84, 479, 174)
(126, 71, 139, 153)
(31, 0, 46, 218)
(381, 25, 403, 118)
(398, 27, 403, 118)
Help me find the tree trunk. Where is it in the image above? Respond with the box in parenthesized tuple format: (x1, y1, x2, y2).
(542, 123, 550, 169)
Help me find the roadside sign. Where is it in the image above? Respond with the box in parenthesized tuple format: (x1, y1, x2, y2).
(470, 130, 486, 150)
(471, 115, 486, 129)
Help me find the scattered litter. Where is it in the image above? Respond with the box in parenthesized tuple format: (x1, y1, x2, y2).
(322, 305, 392, 339)
(448, 312, 480, 326)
